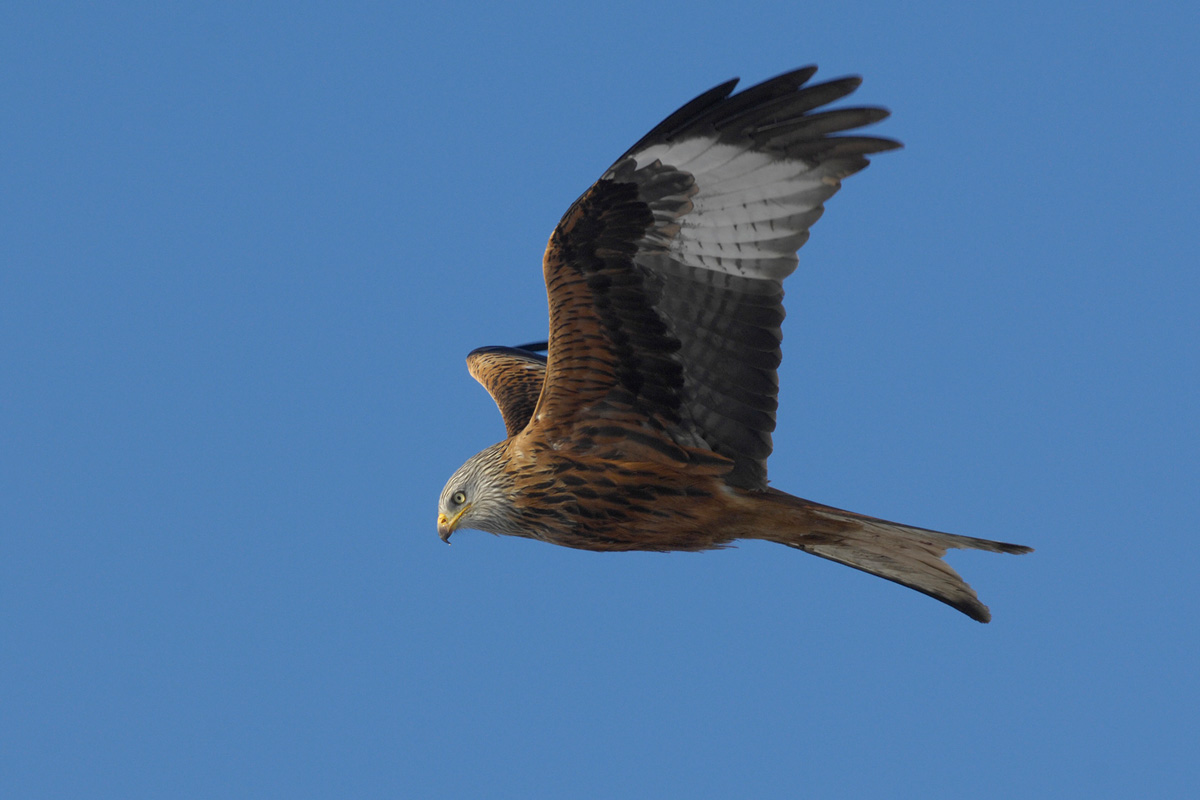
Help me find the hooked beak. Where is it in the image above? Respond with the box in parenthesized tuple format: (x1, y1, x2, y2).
(437, 506, 470, 543)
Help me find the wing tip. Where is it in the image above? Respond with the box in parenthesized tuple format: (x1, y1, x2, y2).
(467, 346, 549, 370)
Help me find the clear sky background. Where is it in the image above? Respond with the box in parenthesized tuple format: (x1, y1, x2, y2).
(4, 2, 1197, 798)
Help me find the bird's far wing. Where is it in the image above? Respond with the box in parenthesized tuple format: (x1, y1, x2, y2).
(532, 67, 900, 488)
(466, 345, 548, 437)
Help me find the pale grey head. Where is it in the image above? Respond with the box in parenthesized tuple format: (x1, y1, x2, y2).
(437, 441, 520, 542)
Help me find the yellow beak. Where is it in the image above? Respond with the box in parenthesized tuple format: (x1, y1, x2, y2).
(437, 505, 471, 543)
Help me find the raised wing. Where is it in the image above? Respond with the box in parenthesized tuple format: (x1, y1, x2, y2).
(466, 345, 548, 437)
(533, 67, 900, 488)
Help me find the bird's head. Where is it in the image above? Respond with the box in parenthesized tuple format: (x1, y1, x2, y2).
(437, 441, 517, 542)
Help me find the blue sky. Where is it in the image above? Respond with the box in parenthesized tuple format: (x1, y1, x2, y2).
(4, 1, 1197, 797)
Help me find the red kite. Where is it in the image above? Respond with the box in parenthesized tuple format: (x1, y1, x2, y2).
(438, 67, 1031, 622)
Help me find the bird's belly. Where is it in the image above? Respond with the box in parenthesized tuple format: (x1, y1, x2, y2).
(525, 470, 744, 552)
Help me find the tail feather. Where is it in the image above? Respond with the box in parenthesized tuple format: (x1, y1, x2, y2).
(754, 489, 1032, 622)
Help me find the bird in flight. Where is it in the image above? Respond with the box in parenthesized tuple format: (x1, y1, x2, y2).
(438, 66, 1031, 622)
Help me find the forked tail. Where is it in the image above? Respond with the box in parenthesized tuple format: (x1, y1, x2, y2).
(751, 488, 1032, 622)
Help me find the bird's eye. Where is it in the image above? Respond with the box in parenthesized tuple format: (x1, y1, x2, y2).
(452, 491, 467, 506)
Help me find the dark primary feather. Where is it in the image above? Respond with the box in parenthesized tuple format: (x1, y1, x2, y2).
(534, 67, 900, 487)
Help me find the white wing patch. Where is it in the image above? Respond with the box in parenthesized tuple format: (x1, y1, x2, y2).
(618, 138, 847, 280)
